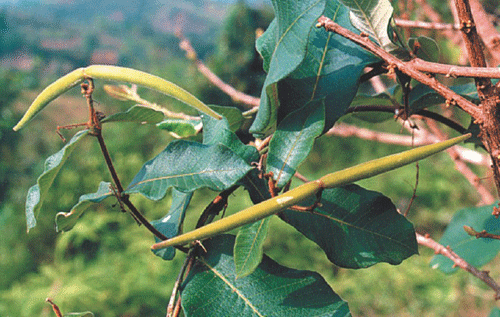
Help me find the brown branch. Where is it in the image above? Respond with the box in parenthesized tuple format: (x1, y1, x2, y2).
(177, 34, 260, 109)
(316, 16, 482, 120)
(455, 0, 500, 205)
(409, 58, 500, 78)
(468, 0, 500, 66)
(394, 18, 459, 30)
(416, 232, 500, 300)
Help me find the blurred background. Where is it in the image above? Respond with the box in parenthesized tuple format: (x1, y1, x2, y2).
(0, 0, 499, 316)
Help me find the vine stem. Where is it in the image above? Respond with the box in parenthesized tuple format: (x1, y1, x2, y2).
(316, 16, 481, 120)
(416, 232, 500, 299)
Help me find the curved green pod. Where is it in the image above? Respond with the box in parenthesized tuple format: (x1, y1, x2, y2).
(152, 134, 470, 250)
(13, 65, 221, 131)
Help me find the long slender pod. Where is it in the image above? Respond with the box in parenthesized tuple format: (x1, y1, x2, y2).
(152, 134, 470, 250)
(13, 65, 221, 131)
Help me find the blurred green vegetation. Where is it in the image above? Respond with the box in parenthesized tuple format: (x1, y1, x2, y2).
(1, 0, 500, 316)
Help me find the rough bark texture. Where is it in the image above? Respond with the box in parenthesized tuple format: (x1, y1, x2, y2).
(455, 0, 500, 211)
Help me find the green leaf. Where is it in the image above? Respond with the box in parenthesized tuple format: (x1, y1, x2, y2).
(181, 235, 350, 316)
(280, 185, 418, 268)
(25, 129, 88, 231)
(267, 101, 325, 188)
(151, 189, 193, 261)
(125, 140, 253, 200)
(100, 105, 164, 124)
(156, 119, 200, 138)
(251, 0, 380, 136)
(430, 203, 500, 274)
(55, 182, 113, 232)
(234, 219, 271, 278)
(202, 114, 259, 164)
(339, 0, 398, 52)
(408, 36, 440, 62)
(250, 0, 326, 135)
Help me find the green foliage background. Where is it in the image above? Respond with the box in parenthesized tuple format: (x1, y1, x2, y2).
(1, 1, 499, 316)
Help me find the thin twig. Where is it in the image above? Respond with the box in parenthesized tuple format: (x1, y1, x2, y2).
(394, 18, 459, 30)
(425, 119, 496, 204)
(409, 58, 500, 78)
(326, 122, 489, 166)
(167, 249, 197, 317)
(316, 16, 482, 120)
(416, 232, 500, 299)
(81, 81, 175, 243)
(177, 34, 260, 109)
(464, 225, 500, 240)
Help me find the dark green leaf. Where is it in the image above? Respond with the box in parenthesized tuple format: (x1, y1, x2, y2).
(251, 0, 380, 136)
(250, 0, 326, 135)
(181, 235, 350, 316)
(55, 182, 113, 232)
(100, 105, 164, 124)
(430, 203, 500, 274)
(202, 114, 259, 164)
(239, 169, 272, 205)
(151, 189, 193, 260)
(408, 36, 439, 62)
(156, 119, 200, 138)
(280, 185, 418, 268)
(125, 140, 253, 200)
(25, 130, 88, 231)
(267, 101, 325, 188)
